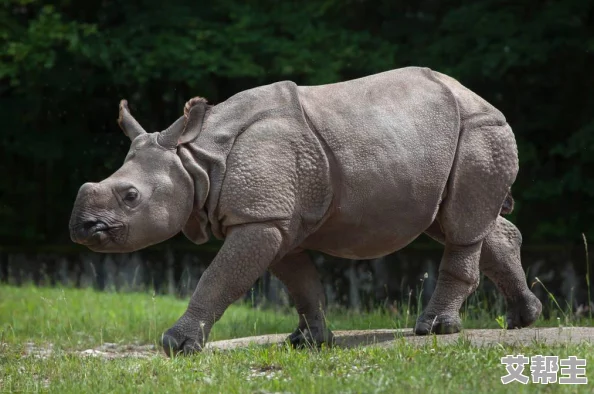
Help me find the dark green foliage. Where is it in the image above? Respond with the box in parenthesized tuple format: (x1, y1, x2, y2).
(1, 0, 593, 246)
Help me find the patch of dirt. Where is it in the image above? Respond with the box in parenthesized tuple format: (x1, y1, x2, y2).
(77, 343, 157, 359)
(247, 365, 285, 381)
(23, 342, 54, 359)
(21, 342, 158, 360)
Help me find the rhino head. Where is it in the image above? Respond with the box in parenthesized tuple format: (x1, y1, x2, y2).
(69, 98, 208, 253)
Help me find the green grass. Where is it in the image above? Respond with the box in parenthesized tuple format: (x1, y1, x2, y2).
(1, 285, 593, 393)
(0, 285, 405, 349)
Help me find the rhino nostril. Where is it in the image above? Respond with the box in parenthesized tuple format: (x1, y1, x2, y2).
(83, 220, 97, 230)
(81, 220, 108, 234)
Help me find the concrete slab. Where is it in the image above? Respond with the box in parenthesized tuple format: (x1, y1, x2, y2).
(205, 327, 594, 351)
(15, 327, 592, 359)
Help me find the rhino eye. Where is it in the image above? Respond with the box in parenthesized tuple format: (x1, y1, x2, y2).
(124, 189, 139, 202)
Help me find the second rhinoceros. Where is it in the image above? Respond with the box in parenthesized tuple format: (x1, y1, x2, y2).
(69, 66, 542, 356)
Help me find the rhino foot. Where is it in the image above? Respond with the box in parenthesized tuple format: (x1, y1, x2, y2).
(286, 326, 335, 349)
(506, 291, 542, 329)
(414, 313, 462, 335)
(160, 327, 203, 357)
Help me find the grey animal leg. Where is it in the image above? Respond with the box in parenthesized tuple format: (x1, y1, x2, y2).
(481, 217, 542, 328)
(269, 251, 334, 348)
(424, 217, 542, 330)
(415, 122, 526, 335)
(415, 240, 482, 335)
(160, 223, 285, 357)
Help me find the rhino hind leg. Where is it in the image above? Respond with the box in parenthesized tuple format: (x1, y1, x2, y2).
(414, 240, 482, 335)
(269, 251, 334, 348)
(424, 218, 542, 330)
(476, 217, 542, 328)
(415, 122, 525, 335)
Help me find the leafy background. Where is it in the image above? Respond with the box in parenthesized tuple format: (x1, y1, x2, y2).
(1, 0, 593, 249)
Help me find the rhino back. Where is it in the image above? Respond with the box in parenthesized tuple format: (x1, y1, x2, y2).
(297, 67, 461, 258)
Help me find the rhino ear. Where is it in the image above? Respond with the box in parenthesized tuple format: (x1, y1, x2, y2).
(157, 97, 208, 148)
(180, 97, 209, 144)
(156, 116, 185, 149)
(117, 100, 147, 141)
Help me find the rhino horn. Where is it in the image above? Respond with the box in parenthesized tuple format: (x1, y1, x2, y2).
(117, 99, 147, 141)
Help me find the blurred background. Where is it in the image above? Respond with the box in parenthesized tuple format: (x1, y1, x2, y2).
(1, 0, 593, 315)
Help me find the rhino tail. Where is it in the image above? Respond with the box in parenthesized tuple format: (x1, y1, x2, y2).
(500, 190, 514, 215)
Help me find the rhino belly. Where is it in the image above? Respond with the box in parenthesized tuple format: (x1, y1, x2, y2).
(298, 67, 460, 259)
(301, 159, 448, 260)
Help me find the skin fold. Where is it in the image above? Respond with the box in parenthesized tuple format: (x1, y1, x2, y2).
(69, 66, 542, 357)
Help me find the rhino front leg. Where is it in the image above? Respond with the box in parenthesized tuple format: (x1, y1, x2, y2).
(415, 241, 482, 335)
(269, 251, 334, 348)
(161, 223, 286, 357)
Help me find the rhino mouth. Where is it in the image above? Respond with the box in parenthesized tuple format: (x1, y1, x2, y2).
(70, 218, 126, 249)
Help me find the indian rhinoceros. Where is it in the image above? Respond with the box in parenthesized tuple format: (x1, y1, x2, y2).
(69, 66, 542, 356)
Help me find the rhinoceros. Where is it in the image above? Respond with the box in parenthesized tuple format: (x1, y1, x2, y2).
(69, 66, 542, 356)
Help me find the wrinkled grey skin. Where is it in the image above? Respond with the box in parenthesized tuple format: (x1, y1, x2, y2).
(69, 67, 542, 357)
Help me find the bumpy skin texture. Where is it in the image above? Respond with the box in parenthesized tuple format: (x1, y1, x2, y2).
(69, 67, 542, 356)
(423, 217, 542, 332)
(162, 223, 284, 356)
